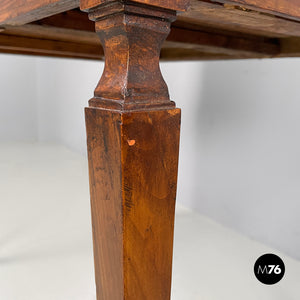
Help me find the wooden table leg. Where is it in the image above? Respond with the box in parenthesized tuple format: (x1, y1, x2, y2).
(82, 1, 188, 299)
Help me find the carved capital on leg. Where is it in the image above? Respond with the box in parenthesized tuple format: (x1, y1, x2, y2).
(82, 1, 183, 111)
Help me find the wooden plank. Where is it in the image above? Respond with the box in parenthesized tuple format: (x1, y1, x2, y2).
(1, 20, 300, 61)
(166, 27, 280, 56)
(0, 23, 281, 60)
(80, 0, 190, 12)
(0, 47, 100, 60)
(30, 3, 300, 40)
(0, 33, 298, 61)
(0, 33, 103, 60)
(160, 47, 265, 60)
(213, 0, 300, 22)
(33, 8, 95, 31)
(5, 16, 280, 56)
(279, 38, 300, 57)
(0, 42, 256, 61)
(3, 24, 99, 45)
(178, 0, 300, 38)
(0, 0, 79, 26)
(32, 1, 300, 40)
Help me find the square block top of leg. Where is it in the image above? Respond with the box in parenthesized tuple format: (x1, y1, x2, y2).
(80, 0, 190, 12)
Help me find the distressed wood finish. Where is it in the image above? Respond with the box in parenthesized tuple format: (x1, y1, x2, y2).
(178, 0, 300, 38)
(0, 21, 284, 61)
(2, 1, 300, 60)
(84, 1, 185, 299)
(32, 8, 95, 31)
(0, 30, 103, 60)
(0, 0, 79, 25)
(1, 0, 300, 299)
(167, 27, 279, 57)
(86, 1, 178, 111)
(214, 0, 300, 21)
(32, 2, 300, 38)
(86, 108, 180, 299)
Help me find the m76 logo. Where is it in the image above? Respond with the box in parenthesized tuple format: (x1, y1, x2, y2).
(257, 265, 282, 275)
(254, 254, 285, 285)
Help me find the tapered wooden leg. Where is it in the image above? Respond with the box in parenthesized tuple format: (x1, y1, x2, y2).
(81, 0, 189, 299)
(86, 108, 180, 299)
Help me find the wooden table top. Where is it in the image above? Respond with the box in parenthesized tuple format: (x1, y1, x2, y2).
(0, 0, 299, 61)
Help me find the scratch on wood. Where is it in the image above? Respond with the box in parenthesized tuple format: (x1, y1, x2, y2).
(127, 139, 136, 146)
(124, 183, 134, 212)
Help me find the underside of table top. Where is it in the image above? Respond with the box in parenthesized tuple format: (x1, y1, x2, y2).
(0, 0, 300, 61)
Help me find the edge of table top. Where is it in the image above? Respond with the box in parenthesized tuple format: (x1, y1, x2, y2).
(0, 0, 300, 61)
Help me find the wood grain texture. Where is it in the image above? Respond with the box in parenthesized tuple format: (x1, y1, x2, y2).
(122, 110, 180, 299)
(3, 24, 99, 45)
(0, 0, 79, 25)
(33, 8, 95, 31)
(84, 2, 183, 299)
(80, 0, 190, 12)
(167, 27, 279, 56)
(214, 0, 300, 21)
(86, 108, 123, 300)
(0, 31, 103, 60)
(29, 9, 280, 57)
(179, 0, 300, 38)
(2, 19, 300, 60)
(160, 47, 259, 60)
(87, 1, 178, 111)
(1, 0, 300, 60)
(86, 108, 180, 300)
(33, 3, 300, 39)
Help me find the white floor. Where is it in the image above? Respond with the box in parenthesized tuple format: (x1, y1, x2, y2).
(0, 142, 299, 300)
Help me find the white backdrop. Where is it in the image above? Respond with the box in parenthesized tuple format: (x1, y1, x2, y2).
(1, 53, 300, 260)
(0, 55, 37, 141)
